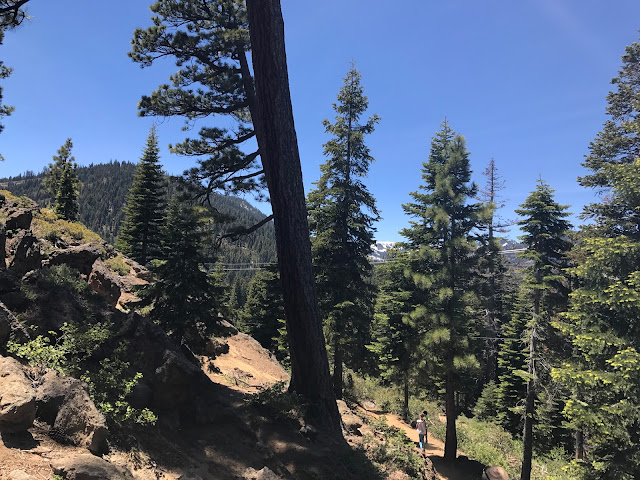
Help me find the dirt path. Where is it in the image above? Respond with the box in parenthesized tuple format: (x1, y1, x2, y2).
(358, 408, 484, 480)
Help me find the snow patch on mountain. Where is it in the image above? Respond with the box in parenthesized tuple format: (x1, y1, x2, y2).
(370, 241, 397, 262)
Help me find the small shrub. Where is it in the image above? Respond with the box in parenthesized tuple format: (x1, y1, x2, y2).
(246, 381, 308, 420)
(105, 255, 130, 276)
(32, 208, 103, 245)
(7, 333, 67, 372)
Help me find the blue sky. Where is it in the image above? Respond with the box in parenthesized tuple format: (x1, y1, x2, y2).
(1, 0, 639, 241)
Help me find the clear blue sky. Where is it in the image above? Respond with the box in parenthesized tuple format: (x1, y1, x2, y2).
(1, 0, 639, 241)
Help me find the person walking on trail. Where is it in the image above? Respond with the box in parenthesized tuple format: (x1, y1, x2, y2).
(416, 413, 428, 449)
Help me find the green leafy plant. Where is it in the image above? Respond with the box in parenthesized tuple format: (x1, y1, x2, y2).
(246, 381, 308, 420)
(104, 255, 131, 276)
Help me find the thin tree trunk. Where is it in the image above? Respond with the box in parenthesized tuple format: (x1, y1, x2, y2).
(444, 369, 457, 460)
(245, 0, 340, 433)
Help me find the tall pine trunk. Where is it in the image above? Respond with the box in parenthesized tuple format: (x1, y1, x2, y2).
(245, 0, 340, 433)
(403, 373, 410, 422)
(444, 369, 458, 459)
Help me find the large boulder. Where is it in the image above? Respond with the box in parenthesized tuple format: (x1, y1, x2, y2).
(0, 356, 35, 433)
(34, 370, 108, 455)
(336, 400, 363, 435)
(8, 231, 41, 277)
(51, 454, 134, 480)
(88, 261, 123, 306)
(153, 349, 203, 410)
(243, 467, 283, 480)
(5, 208, 33, 231)
(47, 244, 102, 276)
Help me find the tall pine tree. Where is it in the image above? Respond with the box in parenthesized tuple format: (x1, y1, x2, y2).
(400, 120, 480, 459)
(44, 139, 81, 221)
(117, 127, 167, 265)
(552, 37, 640, 479)
(307, 65, 380, 399)
(514, 180, 571, 480)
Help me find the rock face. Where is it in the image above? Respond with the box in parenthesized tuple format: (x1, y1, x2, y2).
(0, 356, 35, 433)
(88, 261, 123, 306)
(336, 400, 363, 435)
(8, 231, 41, 276)
(51, 454, 134, 480)
(5, 209, 33, 231)
(47, 244, 102, 276)
(35, 370, 108, 455)
(0, 301, 28, 346)
(243, 467, 283, 480)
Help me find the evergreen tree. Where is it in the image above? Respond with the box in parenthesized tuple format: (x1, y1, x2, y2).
(307, 65, 380, 399)
(243, 265, 284, 353)
(53, 161, 80, 221)
(476, 158, 511, 383)
(552, 39, 640, 477)
(141, 198, 227, 343)
(44, 139, 81, 221)
(400, 120, 481, 459)
(43, 138, 74, 200)
(116, 127, 167, 265)
(514, 180, 572, 480)
(367, 250, 418, 421)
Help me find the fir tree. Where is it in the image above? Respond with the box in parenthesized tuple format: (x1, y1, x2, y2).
(141, 198, 227, 344)
(53, 161, 80, 221)
(307, 65, 380, 399)
(514, 180, 572, 480)
(116, 127, 167, 265)
(43, 138, 75, 200)
(44, 139, 81, 221)
(400, 120, 481, 459)
(552, 40, 640, 476)
(243, 265, 284, 353)
(367, 250, 418, 421)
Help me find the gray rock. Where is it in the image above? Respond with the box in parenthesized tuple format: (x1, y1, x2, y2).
(51, 454, 134, 480)
(0, 356, 35, 433)
(336, 400, 363, 435)
(8, 231, 41, 277)
(47, 244, 102, 276)
(88, 261, 123, 306)
(52, 377, 109, 455)
(0, 301, 28, 346)
(243, 467, 283, 480)
(5, 209, 32, 231)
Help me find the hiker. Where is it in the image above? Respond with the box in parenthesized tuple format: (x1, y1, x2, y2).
(482, 466, 509, 480)
(416, 413, 427, 449)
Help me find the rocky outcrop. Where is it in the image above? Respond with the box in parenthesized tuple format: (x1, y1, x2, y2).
(243, 467, 283, 480)
(0, 301, 28, 346)
(8, 231, 41, 277)
(35, 370, 108, 455)
(8, 471, 36, 480)
(5, 209, 33, 231)
(51, 454, 134, 480)
(88, 261, 123, 306)
(47, 244, 102, 276)
(0, 356, 35, 433)
(336, 400, 363, 435)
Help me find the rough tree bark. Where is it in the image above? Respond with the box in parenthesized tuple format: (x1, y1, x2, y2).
(245, 0, 341, 433)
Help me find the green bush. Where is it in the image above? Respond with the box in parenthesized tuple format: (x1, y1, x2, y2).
(104, 255, 130, 276)
(246, 381, 308, 420)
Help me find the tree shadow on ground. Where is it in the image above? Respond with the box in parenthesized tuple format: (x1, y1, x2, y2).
(429, 454, 485, 480)
(1, 431, 39, 450)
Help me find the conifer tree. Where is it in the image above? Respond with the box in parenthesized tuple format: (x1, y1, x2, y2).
(53, 161, 80, 221)
(44, 139, 81, 221)
(476, 159, 511, 383)
(243, 264, 284, 353)
(307, 65, 380, 399)
(117, 127, 167, 265)
(142, 198, 227, 343)
(367, 250, 418, 421)
(552, 38, 640, 478)
(514, 180, 571, 480)
(43, 138, 75, 199)
(400, 120, 481, 459)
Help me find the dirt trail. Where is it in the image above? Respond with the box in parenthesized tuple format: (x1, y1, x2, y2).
(359, 408, 484, 480)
